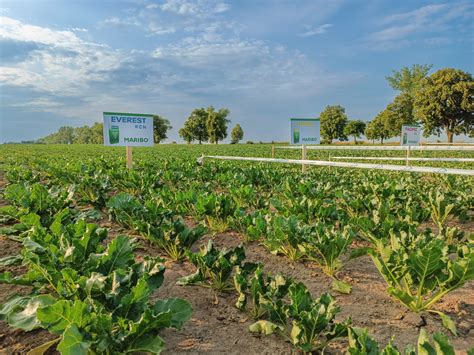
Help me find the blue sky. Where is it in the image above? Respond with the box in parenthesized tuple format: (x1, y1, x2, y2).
(0, 0, 473, 143)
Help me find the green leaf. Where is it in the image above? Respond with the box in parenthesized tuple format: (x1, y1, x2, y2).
(57, 324, 90, 355)
(347, 327, 381, 354)
(37, 300, 87, 335)
(331, 279, 352, 294)
(127, 335, 165, 354)
(429, 311, 457, 336)
(387, 287, 415, 309)
(27, 338, 60, 355)
(20, 213, 41, 227)
(431, 332, 455, 355)
(153, 298, 193, 329)
(0, 295, 30, 320)
(417, 329, 437, 355)
(0, 254, 23, 266)
(8, 295, 56, 331)
(100, 235, 135, 273)
(249, 320, 283, 335)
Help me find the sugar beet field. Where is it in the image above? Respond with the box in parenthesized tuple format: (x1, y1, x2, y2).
(0, 144, 473, 354)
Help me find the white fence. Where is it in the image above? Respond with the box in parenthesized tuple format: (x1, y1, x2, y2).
(199, 155, 474, 176)
(332, 156, 474, 162)
(275, 145, 474, 151)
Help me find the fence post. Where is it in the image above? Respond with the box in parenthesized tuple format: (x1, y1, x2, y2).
(272, 144, 275, 158)
(126, 146, 133, 169)
(302, 145, 307, 173)
(406, 145, 411, 166)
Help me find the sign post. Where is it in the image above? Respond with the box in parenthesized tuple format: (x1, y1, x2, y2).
(103, 112, 154, 169)
(302, 144, 307, 173)
(290, 118, 320, 173)
(126, 146, 133, 169)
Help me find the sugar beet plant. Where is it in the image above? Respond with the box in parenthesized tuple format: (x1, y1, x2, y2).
(249, 281, 351, 353)
(177, 240, 252, 296)
(0, 215, 192, 354)
(368, 230, 474, 334)
(1, 182, 74, 227)
(107, 192, 206, 261)
(234, 264, 292, 320)
(347, 327, 462, 354)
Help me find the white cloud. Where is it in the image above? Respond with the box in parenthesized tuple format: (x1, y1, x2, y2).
(366, 2, 473, 49)
(100, 16, 140, 27)
(0, 16, 122, 96)
(160, 0, 231, 16)
(300, 24, 332, 37)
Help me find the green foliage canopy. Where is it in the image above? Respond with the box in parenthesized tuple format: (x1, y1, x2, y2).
(152, 115, 172, 143)
(319, 105, 348, 144)
(231, 124, 244, 144)
(414, 68, 473, 143)
(344, 120, 366, 143)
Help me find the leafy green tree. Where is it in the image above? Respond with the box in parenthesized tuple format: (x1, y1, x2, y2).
(386, 64, 432, 95)
(153, 115, 172, 143)
(319, 105, 348, 144)
(181, 108, 209, 144)
(42, 126, 75, 144)
(383, 64, 432, 136)
(343, 120, 366, 143)
(74, 126, 92, 144)
(384, 93, 415, 137)
(90, 123, 103, 144)
(178, 127, 193, 144)
(206, 106, 230, 144)
(365, 111, 392, 144)
(414, 68, 473, 143)
(230, 124, 244, 144)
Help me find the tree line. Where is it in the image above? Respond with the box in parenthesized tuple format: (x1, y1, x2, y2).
(318, 66, 473, 144)
(38, 116, 173, 144)
(37, 108, 245, 145)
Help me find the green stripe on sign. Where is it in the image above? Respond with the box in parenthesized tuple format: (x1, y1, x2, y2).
(103, 112, 154, 117)
(290, 118, 320, 121)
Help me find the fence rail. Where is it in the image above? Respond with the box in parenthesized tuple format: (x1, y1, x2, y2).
(199, 155, 474, 176)
(274, 145, 474, 151)
(331, 156, 474, 162)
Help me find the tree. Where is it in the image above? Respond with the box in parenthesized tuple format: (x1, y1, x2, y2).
(178, 127, 193, 144)
(90, 123, 104, 144)
(319, 105, 348, 144)
(181, 108, 209, 144)
(384, 93, 415, 137)
(386, 64, 432, 95)
(344, 120, 366, 143)
(365, 111, 392, 144)
(230, 124, 244, 144)
(153, 115, 172, 143)
(383, 64, 432, 135)
(414, 68, 473, 143)
(73, 126, 91, 144)
(55, 126, 74, 144)
(206, 106, 230, 144)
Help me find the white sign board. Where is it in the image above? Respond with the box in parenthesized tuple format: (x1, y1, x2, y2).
(401, 124, 422, 146)
(290, 118, 320, 145)
(103, 112, 154, 146)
